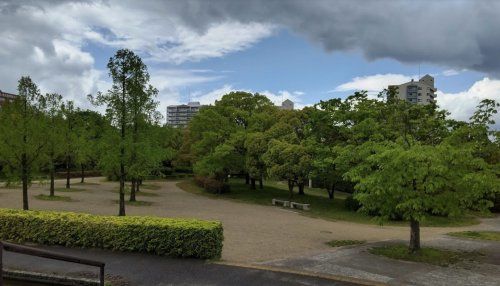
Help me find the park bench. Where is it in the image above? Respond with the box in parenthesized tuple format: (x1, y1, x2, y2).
(272, 199, 290, 207)
(290, 202, 310, 211)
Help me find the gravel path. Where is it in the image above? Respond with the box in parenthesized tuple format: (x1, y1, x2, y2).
(0, 177, 492, 263)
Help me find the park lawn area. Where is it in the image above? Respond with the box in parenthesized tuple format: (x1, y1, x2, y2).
(110, 188, 159, 197)
(35, 194, 73, 202)
(177, 179, 479, 227)
(327, 240, 365, 247)
(369, 244, 477, 266)
(112, 199, 153, 206)
(448, 231, 500, 241)
(54, 187, 87, 192)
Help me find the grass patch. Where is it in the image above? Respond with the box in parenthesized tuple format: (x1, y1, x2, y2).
(73, 182, 100, 186)
(112, 199, 153, 206)
(54, 187, 86, 193)
(110, 188, 159, 197)
(326, 240, 365, 247)
(369, 244, 474, 266)
(141, 183, 161, 190)
(35, 194, 73, 202)
(448, 231, 500, 241)
(177, 179, 478, 227)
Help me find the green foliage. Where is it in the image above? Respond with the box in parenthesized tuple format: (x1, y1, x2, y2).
(344, 195, 361, 211)
(369, 244, 474, 266)
(0, 77, 47, 210)
(345, 142, 499, 223)
(448, 231, 500, 241)
(326, 240, 365, 247)
(34, 194, 72, 202)
(0, 208, 223, 259)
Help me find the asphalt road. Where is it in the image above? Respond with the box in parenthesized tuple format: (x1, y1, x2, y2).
(3, 245, 359, 286)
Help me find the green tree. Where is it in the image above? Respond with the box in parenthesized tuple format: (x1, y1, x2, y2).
(42, 93, 64, 196)
(0, 77, 46, 210)
(61, 100, 78, 189)
(345, 141, 499, 252)
(263, 140, 312, 198)
(90, 49, 150, 216)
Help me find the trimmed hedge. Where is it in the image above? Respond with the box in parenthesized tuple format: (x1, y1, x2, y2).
(0, 209, 223, 259)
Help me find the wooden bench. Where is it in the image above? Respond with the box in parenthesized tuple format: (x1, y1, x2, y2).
(290, 202, 310, 211)
(272, 199, 290, 207)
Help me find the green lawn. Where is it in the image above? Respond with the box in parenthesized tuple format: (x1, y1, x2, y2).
(369, 244, 476, 266)
(109, 188, 159, 197)
(112, 199, 153, 206)
(448, 231, 500, 241)
(177, 179, 479, 227)
(35, 194, 73, 202)
(54, 187, 87, 192)
(326, 240, 365, 247)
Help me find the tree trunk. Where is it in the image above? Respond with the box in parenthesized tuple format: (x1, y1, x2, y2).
(80, 163, 85, 183)
(65, 156, 71, 189)
(21, 153, 29, 210)
(327, 183, 335, 200)
(136, 180, 141, 193)
(50, 166, 55, 197)
(298, 182, 305, 195)
(118, 76, 126, 217)
(250, 178, 256, 190)
(245, 173, 250, 185)
(259, 175, 263, 189)
(409, 219, 421, 252)
(130, 179, 136, 202)
(287, 179, 294, 199)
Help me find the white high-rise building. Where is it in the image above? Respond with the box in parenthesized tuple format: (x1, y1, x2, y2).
(166, 102, 203, 127)
(389, 74, 437, 105)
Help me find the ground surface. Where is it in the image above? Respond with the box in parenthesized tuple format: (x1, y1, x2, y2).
(3, 245, 357, 286)
(1, 177, 499, 285)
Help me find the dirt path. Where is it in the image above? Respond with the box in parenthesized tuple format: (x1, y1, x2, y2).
(0, 177, 492, 263)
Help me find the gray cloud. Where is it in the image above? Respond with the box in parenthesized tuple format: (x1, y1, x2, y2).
(158, 0, 500, 75)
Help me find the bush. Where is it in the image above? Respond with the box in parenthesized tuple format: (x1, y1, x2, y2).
(344, 195, 361, 211)
(0, 209, 223, 259)
(194, 176, 229, 194)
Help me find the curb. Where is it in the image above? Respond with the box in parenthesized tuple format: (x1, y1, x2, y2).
(3, 269, 100, 286)
(214, 261, 388, 286)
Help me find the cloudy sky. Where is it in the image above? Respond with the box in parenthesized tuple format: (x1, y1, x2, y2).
(1, 0, 499, 125)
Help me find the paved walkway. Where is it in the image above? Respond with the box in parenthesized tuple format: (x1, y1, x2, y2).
(0, 178, 484, 263)
(259, 235, 500, 286)
(1, 178, 499, 285)
(3, 245, 358, 286)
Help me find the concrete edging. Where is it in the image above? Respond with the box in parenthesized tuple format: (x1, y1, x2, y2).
(3, 269, 100, 286)
(214, 261, 388, 286)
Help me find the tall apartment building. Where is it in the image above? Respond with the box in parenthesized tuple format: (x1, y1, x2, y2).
(389, 74, 437, 104)
(0, 90, 16, 108)
(280, 99, 294, 110)
(166, 101, 203, 127)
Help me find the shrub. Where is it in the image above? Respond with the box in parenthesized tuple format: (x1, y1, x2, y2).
(194, 176, 229, 194)
(344, 194, 361, 211)
(0, 209, 223, 259)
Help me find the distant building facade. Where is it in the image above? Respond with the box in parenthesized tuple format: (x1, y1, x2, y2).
(389, 74, 437, 105)
(0, 90, 16, 107)
(166, 101, 203, 127)
(280, 99, 294, 110)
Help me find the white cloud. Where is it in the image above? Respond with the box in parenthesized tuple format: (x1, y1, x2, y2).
(0, 1, 275, 111)
(437, 78, 500, 127)
(183, 86, 307, 109)
(333, 74, 412, 93)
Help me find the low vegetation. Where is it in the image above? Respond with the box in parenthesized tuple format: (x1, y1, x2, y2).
(369, 244, 476, 266)
(0, 208, 223, 259)
(326, 240, 365, 247)
(448, 231, 500, 241)
(177, 179, 479, 227)
(34, 194, 72, 202)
